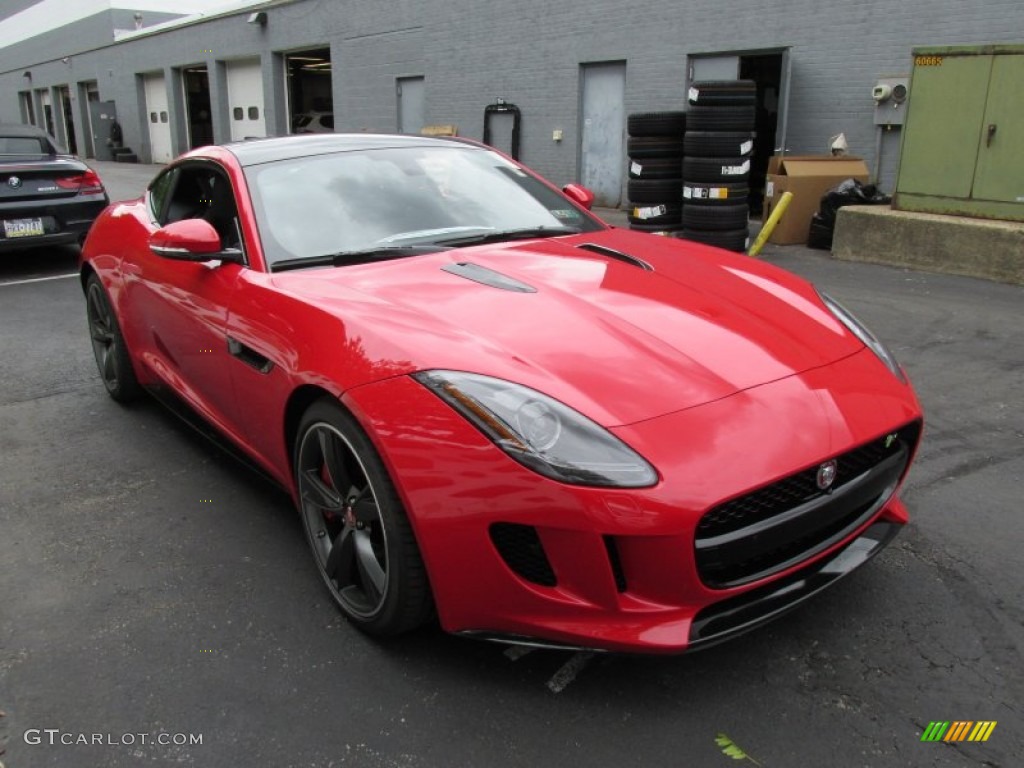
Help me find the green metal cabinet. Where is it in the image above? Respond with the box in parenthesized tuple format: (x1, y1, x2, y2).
(895, 45, 1024, 222)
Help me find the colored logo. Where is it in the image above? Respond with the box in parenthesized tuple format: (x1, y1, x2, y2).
(921, 721, 997, 742)
(816, 459, 837, 490)
(8, 176, 22, 189)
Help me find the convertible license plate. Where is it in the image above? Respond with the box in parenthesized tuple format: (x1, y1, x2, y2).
(3, 218, 45, 238)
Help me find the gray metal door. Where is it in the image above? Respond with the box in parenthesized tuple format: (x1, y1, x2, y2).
(397, 76, 425, 134)
(580, 62, 626, 207)
(89, 100, 117, 161)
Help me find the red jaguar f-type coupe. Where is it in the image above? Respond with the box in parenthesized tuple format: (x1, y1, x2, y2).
(80, 134, 922, 653)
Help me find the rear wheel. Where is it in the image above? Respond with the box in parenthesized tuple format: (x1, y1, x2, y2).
(85, 273, 141, 403)
(294, 399, 432, 637)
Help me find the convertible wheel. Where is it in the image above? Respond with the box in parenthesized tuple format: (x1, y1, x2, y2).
(295, 399, 433, 636)
(85, 274, 141, 403)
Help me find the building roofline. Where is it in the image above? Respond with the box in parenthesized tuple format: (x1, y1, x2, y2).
(0, 0, 301, 76)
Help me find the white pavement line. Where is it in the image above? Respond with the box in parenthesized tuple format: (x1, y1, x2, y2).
(503, 646, 535, 662)
(546, 651, 596, 693)
(0, 272, 78, 287)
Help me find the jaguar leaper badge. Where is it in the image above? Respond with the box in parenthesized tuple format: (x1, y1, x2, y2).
(816, 459, 838, 490)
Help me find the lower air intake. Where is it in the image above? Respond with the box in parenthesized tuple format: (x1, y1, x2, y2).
(489, 523, 557, 587)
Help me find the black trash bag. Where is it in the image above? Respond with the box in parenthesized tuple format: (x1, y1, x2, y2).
(818, 178, 891, 227)
(807, 212, 834, 251)
(806, 178, 891, 250)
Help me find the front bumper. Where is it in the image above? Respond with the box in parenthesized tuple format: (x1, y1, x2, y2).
(344, 347, 922, 653)
(687, 519, 901, 651)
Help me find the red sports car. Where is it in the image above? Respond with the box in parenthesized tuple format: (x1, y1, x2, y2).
(80, 134, 922, 653)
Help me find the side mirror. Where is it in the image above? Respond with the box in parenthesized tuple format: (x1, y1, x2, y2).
(149, 219, 243, 263)
(562, 183, 595, 210)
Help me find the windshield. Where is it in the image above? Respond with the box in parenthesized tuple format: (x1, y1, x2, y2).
(244, 144, 602, 268)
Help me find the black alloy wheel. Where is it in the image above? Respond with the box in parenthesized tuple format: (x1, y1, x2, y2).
(85, 273, 141, 402)
(295, 399, 432, 636)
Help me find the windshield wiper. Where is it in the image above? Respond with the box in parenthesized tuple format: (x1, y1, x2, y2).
(435, 226, 581, 247)
(271, 245, 445, 272)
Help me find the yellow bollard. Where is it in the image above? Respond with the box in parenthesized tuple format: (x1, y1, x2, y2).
(747, 190, 793, 257)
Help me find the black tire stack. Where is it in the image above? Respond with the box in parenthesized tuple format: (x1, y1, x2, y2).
(679, 81, 757, 252)
(625, 111, 687, 235)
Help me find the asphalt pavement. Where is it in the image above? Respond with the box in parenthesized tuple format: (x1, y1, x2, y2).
(0, 160, 1021, 768)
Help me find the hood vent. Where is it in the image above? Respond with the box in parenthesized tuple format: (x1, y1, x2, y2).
(441, 262, 537, 292)
(577, 243, 653, 272)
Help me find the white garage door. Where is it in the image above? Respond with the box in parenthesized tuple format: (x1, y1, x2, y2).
(226, 59, 266, 141)
(144, 73, 173, 163)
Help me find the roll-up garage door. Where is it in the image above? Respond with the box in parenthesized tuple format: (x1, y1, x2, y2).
(226, 59, 266, 141)
(144, 73, 173, 163)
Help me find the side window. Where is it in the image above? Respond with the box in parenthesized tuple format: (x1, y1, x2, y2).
(148, 169, 177, 223)
(163, 164, 244, 254)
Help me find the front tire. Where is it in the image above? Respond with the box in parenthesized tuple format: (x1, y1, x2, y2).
(294, 399, 433, 637)
(85, 273, 141, 403)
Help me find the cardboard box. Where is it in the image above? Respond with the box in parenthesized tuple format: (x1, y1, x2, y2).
(763, 156, 870, 245)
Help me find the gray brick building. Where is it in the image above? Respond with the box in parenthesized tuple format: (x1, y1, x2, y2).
(2, 0, 1021, 207)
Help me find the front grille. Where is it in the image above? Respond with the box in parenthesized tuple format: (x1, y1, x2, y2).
(490, 523, 557, 587)
(695, 421, 921, 588)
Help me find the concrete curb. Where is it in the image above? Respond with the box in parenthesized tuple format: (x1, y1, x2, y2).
(833, 205, 1024, 286)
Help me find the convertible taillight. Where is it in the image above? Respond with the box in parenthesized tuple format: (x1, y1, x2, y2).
(55, 170, 105, 195)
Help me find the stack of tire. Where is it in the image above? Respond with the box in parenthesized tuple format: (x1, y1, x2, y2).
(625, 111, 687, 236)
(680, 81, 757, 252)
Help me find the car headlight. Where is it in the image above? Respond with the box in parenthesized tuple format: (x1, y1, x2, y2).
(818, 290, 906, 383)
(413, 370, 658, 488)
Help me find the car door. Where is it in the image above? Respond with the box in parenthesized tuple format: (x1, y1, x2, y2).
(121, 161, 245, 438)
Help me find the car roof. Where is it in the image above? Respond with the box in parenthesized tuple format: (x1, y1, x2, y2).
(0, 122, 52, 139)
(221, 133, 480, 167)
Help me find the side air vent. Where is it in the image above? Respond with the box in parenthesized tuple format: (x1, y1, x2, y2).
(441, 262, 537, 292)
(489, 523, 557, 586)
(603, 535, 628, 592)
(576, 243, 653, 271)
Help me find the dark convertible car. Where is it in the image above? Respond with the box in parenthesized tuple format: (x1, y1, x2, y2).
(0, 122, 109, 251)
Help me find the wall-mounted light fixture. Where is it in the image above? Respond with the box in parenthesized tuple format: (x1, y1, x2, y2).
(23, 70, 31, 80)
(247, 11, 267, 25)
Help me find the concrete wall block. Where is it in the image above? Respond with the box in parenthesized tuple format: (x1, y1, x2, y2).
(834, 206, 1024, 286)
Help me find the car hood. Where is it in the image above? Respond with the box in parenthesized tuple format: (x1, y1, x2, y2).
(274, 230, 863, 426)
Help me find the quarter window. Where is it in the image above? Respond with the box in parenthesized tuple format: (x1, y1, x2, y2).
(148, 169, 176, 222)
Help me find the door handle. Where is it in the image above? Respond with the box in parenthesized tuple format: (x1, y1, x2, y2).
(986, 123, 997, 147)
